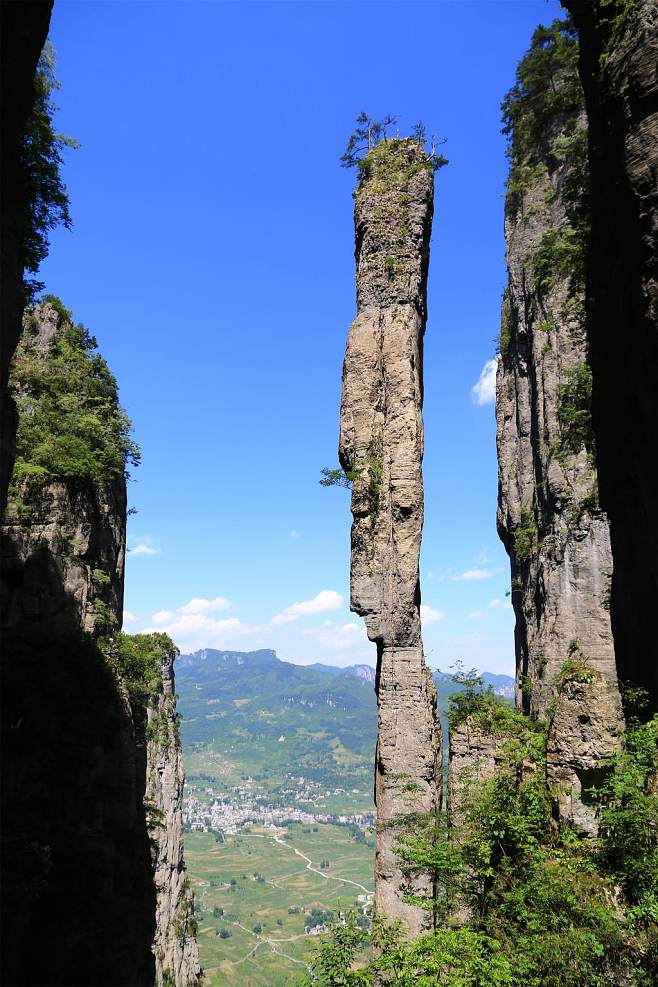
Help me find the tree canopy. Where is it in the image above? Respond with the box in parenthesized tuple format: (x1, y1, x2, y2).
(10, 297, 140, 489)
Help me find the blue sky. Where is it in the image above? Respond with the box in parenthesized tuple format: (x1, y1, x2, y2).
(41, 0, 561, 673)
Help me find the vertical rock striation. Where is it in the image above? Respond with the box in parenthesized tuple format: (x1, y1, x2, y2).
(146, 644, 201, 987)
(561, 0, 658, 711)
(496, 22, 623, 834)
(339, 139, 440, 931)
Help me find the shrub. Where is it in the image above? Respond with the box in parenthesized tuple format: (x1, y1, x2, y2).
(10, 299, 140, 492)
(514, 508, 538, 563)
(557, 363, 593, 455)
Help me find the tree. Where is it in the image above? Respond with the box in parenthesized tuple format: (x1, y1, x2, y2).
(340, 112, 448, 172)
(20, 42, 79, 303)
(340, 112, 397, 168)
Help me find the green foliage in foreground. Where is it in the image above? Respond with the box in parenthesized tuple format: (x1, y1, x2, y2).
(10, 297, 140, 490)
(104, 631, 177, 708)
(303, 692, 658, 987)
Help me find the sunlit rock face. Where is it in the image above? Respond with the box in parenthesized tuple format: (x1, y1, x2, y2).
(147, 643, 201, 987)
(495, 33, 623, 833)
(339, 139, 441, 932)
(563, 0, 658, 713)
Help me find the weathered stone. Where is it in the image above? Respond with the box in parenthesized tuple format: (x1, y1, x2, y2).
(496, 50, 624, 830)
(339, 139, 441, 932)
(547, 668, 624, 835)
(448, 717, 505, 828)
(562, 0, 658, 711)
(0, 303, 199, 985)
(147, 645, 201, 987)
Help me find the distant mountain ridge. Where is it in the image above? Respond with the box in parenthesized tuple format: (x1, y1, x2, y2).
(176, 648, 513, 720)
(175, 648, 514, 803)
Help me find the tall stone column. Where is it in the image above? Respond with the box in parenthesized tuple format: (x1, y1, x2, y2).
(339, 139, 440, 933)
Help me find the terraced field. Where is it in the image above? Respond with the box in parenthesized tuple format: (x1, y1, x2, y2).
(187, 824, 374, 987)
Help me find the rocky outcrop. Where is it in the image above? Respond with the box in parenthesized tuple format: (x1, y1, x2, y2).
(1, 478, 126, 634)
(448, 718, 504, 828)
(339, 138, 441, 931)
(146, 644, 201, 987)
(1, 303, 126, 636)
(0, 1, 53, 519)
(496, 23, 624, 831)
(562, 0, 658, 711)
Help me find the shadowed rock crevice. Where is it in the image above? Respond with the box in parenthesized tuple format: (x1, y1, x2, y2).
(561, 0, 658, 711)
(496, 19, 624, 834)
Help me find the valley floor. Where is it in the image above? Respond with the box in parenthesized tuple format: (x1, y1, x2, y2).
(186, 824, 374, 987)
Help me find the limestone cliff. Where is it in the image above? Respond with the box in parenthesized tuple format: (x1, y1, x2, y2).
(1, 303, 199, 986)
(448, 718, 505, 829)
(562, 0, 658, 711)
(1, 303, 126, 636)
(339, 138, 441, 931)
(146, 643, 201, 987)
(496, 22, 623, 833)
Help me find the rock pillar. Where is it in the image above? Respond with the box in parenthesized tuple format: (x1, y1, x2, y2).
(339, 139, 440, 932)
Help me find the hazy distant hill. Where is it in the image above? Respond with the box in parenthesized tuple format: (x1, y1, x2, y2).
(177, 649, 513, 766)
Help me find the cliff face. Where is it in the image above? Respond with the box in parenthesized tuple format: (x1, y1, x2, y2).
(448, 718, 504, 828)
(1, 304, 126, 636)
(339, 139, 440, 931)
(1, 304, 198, 986)
(146, 645, 201, 987)
(0, 1, 53, 518)
(562, 0, 658, 710)
(496, 26, 623, 833)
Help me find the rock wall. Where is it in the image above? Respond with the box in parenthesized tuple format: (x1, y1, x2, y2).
(562, 0, 658, 711)
(448, 718, 504, 829)
(0, 304, 198, 985)
(0, 0, 53, 518)
(339, 139, 441, 932)
(146, 644, 201, 987)
(496, 28, 623, 833)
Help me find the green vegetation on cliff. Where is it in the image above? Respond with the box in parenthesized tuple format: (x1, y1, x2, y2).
(10, 298, 140, 490)
(20, 43, 77, 303)
(306, 690, 658, 985)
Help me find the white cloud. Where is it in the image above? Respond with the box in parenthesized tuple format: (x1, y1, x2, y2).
(289, 529, 301, 540)
(130, 543, 159, 557)
(444, 632, 487, 646)
(301, 619, 370, 660)
(468, 610, 485, 620)
(272, 589, 343, 625)
(426, 567, 455, 582)
(471, 357, 498, 406)
(151, 609, 174, 626)
(123, 610, 137, 625)
(141, 613, 259, 653)
(420, 604, 445, 626)
(489, 598, 513, 610)
(453, 568, 493, 581)
(178, 596, 232, 615)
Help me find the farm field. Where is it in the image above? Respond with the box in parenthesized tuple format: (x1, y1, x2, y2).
(186, 824, 374, 987)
